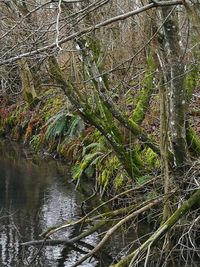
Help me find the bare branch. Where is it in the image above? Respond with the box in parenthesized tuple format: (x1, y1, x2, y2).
(0, 0, 183, 66)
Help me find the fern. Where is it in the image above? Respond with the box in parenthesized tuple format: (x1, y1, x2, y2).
(45, 111, 69, 141)
(45, 111, 85, 142)
(82, 142, 104, 156)
(72, 151, 103, 180)
(67, 115, 85, 138)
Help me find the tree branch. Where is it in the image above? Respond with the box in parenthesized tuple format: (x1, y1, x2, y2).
(0, 0, 183, 66)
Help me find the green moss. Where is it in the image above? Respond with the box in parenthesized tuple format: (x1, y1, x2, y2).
(131, 149, 143, 169)
(114, 173, 125, 189)
(144, 147, 159, 167)
(185, 64, 199, 100)
(38, 89, 66, 121)
(48, 56, 66, 85)
(186, 126, 200, 156)
(131, 53, 156, 124)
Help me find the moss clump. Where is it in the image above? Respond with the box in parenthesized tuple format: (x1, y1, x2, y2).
(142, 147, 160, 168)
(113, 172, 126, 189)
(186, 126, 200, 156)
(185, 64, 199, 100)
(131, 53, 156, 125)
(38, 89, 66, 122)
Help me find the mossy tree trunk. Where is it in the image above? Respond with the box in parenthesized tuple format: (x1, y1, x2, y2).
(131, 53, 156, 125)
(75, 38, 161, 155)
(75, 38, 146, 175)
(161, 6, 188, 171)
(48, 56, 140, 179)
(18, 59, 37, 104)
(159, 79, 172, 221)
(184, 1, 200, 156)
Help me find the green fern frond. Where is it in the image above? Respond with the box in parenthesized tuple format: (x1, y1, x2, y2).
(72, 152, 103, 180)
(45, 111, 69, 141)
(100, 169, 111, 189)
(67, 115, 85, 138)
(82, 142, 103, 156)
(45, 111, 85, 142)
(72, 164, 84, 180)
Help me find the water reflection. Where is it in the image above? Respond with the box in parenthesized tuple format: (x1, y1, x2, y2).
(0, 141, 99, 267)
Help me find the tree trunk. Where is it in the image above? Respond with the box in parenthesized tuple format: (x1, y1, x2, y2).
(18, 59, 37, 104)
(161, 6, 188, 170)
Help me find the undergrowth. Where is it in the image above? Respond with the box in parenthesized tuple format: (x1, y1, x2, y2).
(0, 88, 159, 195)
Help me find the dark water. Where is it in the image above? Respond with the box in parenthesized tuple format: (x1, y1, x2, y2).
(0, 141, 106, 267)
(1, 141, 198, 267)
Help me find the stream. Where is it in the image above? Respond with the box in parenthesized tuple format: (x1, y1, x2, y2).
(1, 141, 198, 267)
(0, 141, 111, 267)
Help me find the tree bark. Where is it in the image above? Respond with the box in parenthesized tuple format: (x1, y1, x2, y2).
(161, 5, 188, 170)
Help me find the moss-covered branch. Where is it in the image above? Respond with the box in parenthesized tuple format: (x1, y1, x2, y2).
(75, 39, 160, 156)
(48, 56, 140, 178)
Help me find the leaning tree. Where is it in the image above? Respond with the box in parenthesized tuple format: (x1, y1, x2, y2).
(0, 0, 200, 266)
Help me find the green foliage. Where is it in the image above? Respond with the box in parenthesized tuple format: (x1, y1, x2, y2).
(136, 175, 150, 185)
(100, 169, 111, 190)
(113, 172, 125, 189)
(67, 115, 85, 138)
(72, 150, 104, 180)
(45, 111, 85, 142)
(186, 126, 200, 156)
(131, 53, 156, 124)
(71, 134, 107, 181)
(30, 134, 44, 152)
(143, 147, 159, 168)
(98, 155, 122, 192)
(71, 133, 125, 193)
(45, 112, 69, 141)
(185, 64, 199, 100)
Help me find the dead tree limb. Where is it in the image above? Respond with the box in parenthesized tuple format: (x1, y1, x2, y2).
(40, 177, 156, 238)
(69, 197, 163, 267)
(0, 1, 183, 66)
(111, 188, 200, 267)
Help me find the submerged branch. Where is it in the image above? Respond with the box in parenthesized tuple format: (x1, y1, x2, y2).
(41, 177, 156, 238)
(69, 197, 163, 267)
